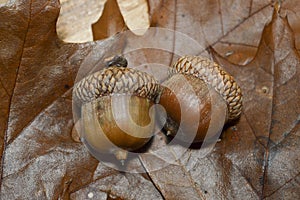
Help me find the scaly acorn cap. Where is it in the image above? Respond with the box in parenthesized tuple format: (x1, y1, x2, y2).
(170, 56, 242, 120)
(73, 66, 161, 104)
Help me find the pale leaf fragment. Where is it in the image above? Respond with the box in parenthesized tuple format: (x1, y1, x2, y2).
(57, 0, 106, 43)
(117, 0, 150, 35)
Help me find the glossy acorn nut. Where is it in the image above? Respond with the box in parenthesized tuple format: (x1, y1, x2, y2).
(73, 65, 160, 162)
(159, 56, 242, 143)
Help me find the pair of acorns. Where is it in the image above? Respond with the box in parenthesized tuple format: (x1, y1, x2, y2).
(73, 55, 242, 161)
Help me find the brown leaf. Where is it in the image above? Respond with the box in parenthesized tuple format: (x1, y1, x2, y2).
(210, 5, 300, 198)
(149, 0, 274, 64)
(0, 0, 161, 199)
(92, 0, 126, 40)
(137, 1, 300, 199)
(92, 0, 150, 40)
(2, 0, 300, 199)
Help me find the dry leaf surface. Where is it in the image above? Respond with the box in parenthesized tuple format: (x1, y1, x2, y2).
(1, 0, 300, 199)
(0, 0, 161, 199)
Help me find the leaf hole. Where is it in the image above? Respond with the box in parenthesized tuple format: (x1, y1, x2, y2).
(261, 86, 269, 94)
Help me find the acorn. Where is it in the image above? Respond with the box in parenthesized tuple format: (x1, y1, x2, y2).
(73, 62, 160, 162)
(159, 56, 242, 143)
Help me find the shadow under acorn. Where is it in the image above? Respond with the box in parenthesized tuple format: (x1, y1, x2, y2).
(160, 114, 242, 150)
(81, 136, 154, 172)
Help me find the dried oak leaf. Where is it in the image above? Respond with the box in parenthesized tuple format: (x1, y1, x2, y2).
(0, 0, 162, 199)
(138, 5, 300, 200)
(89, 0, 300, 199)
(94, 0, 275, 69)
(89, 0, 300, 65)
(2, 0, 300, 200)
(213, 7, 300, 198)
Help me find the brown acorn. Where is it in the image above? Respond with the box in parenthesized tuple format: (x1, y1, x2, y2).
(159, 56, 242, 143)
(73, 64, 160, 162)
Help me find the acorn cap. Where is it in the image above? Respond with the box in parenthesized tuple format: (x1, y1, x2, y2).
(73, 66, 161, 103)
(170, 56, 242, 120)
